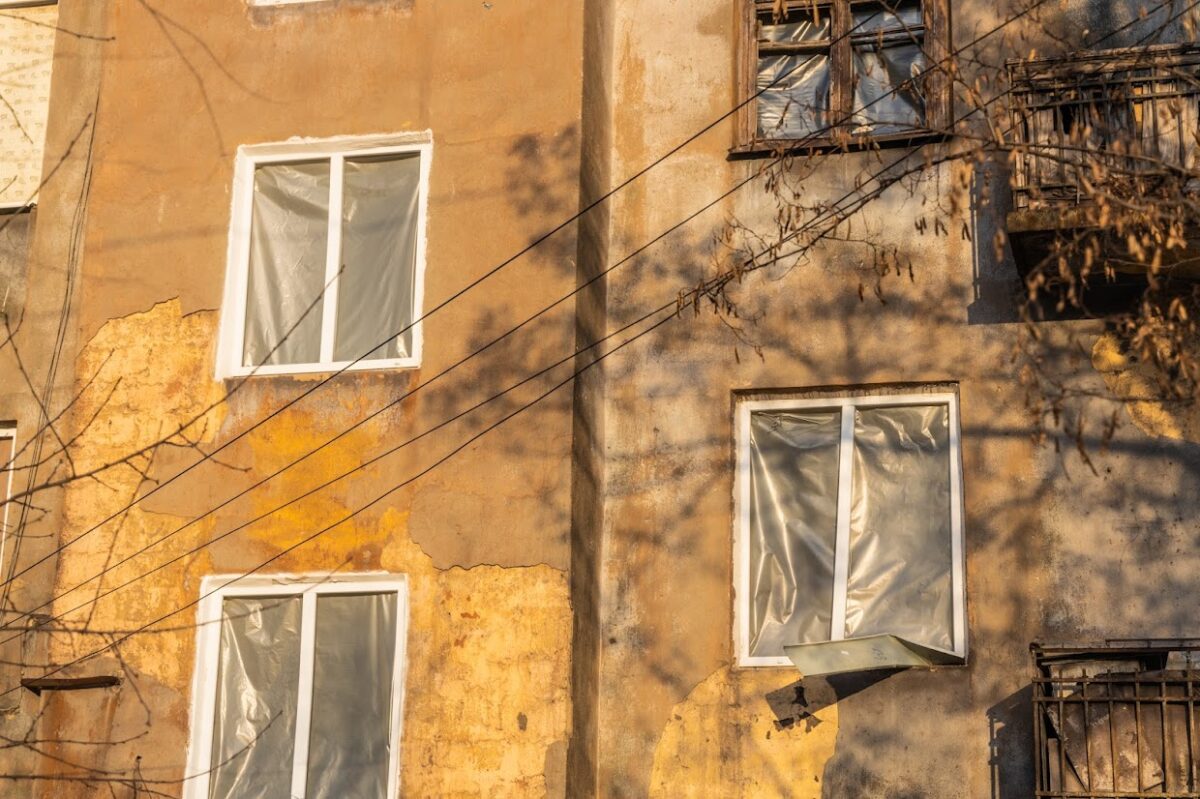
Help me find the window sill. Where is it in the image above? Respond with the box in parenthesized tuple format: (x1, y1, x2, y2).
(729, 129, 950, 160)
(736, 635, 967, 676)
(219, 356, 420, 380)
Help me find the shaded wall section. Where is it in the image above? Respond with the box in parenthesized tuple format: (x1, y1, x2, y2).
(589, 0, 1200, 796)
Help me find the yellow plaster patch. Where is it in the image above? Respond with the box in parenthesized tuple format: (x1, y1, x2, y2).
(379, 508, 572, 798)
(1092, 333, 1200, 442)
(649, 667, 838, 799)
(241, 409, 380, 554)
(52, 303, 572, 797)
(51, 301, 226, 687)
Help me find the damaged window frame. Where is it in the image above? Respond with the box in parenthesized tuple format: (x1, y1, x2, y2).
(183, 572, 410, 799)
(733, 390, 967, 670)
(734, 0, 953, 154)
(215, 132, 432, 380)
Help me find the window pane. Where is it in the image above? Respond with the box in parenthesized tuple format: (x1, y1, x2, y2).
(852, 0, 923, 33)
(748, 410, 841, 657)
(333, 155, 421, 362)
(757, 54, 831, 138)
(845, 405, 953, 652)
(243, 162, 330, 368)
(759, 9, 830, 43)
(305, 592, 398, 799)
(0, 210, 32, 319)
(210, 596, 302, 799)
(851, 42, 927, 133)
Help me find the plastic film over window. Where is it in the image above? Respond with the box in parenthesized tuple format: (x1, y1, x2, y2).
(738, 393, 965, 674)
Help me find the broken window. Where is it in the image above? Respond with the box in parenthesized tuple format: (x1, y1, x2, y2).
(734, 389, 966, 673)
(184, 574, 408, 799)
(736, 0, 952, 150)
(1033, 643, 1200, 797)
(217, 135, 430, 378)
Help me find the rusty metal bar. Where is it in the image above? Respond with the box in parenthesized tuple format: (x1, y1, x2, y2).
(1033, 644, 1200, 798)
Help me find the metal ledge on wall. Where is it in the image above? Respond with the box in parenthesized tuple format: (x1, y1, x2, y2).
(21, 675, 121, 696)
(784, 634, 963, 678)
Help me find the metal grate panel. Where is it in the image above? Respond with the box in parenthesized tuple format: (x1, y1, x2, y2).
(1034, 643, 1200, 798)
(1007, 43, 1200, 211)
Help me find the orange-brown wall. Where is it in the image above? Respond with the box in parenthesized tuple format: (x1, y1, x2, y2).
(18, 0, 586, 795)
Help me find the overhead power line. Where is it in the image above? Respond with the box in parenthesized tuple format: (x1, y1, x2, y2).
(0, 0, 902, 593)
(2, 0, 1128, 699)
(0, 0, 1062, 639)
(0, 0, 1099, 654)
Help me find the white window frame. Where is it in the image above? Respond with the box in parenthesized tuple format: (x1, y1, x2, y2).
(0, 424, 15, 581)
(733, 391, 966, 668)
(183, 572, 410, 799)
(247, 0, 325, 6)
(216, 132, 432, 379)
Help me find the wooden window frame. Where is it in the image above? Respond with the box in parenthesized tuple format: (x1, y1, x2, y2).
(734, 0, 952, 155)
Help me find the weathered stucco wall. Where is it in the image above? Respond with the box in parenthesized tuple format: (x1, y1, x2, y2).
(26, 0, 585, 795)
(587, 1, 1200, 797)
(0, 2, 108, 796)
(8, 0, 1200, 796)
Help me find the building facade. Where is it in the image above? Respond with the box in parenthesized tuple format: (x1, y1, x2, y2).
(0, 0, 1198, 797)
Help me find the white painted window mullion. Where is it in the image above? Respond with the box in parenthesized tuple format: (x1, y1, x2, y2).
(386, 589, 408, 799)
(0, 428, 16, 581)
(290, 591, 318, 799)
(829, 404, 855, 641)
(948, 397, 967, 656)
(318, 155, 345, 365)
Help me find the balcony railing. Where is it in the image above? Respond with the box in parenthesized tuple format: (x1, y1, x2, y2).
(1033, 642, 1200, 798)
(1008, 43, 1200, 211)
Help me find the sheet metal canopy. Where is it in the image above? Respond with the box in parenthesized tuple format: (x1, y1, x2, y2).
(785, 634, 961, 677)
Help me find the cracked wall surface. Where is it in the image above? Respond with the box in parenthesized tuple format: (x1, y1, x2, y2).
(649, 667, 838, 799)
(42, 298, 574, 798)
(10, 0, 1200, 796)
(587, 1, 1200, 796)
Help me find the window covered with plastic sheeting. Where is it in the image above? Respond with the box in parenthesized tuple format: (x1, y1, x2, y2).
(735, 390, 966, 673)
(849, 1, 929, 135)
(217, 134, 430, 378)
(736, 0, 951, 151)
(184, 575, 409, 799)
(754, 7, 832, 139)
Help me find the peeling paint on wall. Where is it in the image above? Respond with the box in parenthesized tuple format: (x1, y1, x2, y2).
(1092, 332, 1200, 442)
(42, 300, 572, 795)
(649, 667, 838, 798)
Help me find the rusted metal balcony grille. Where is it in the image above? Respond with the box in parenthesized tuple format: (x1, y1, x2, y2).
(1008, 43, 1200, 211)
(1034, 643, 1200, 798)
